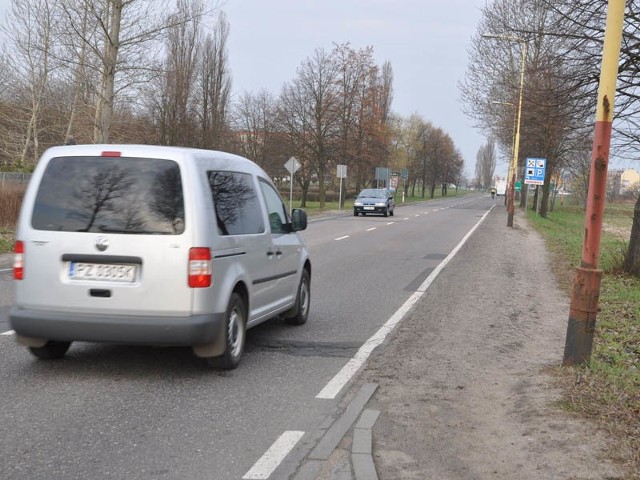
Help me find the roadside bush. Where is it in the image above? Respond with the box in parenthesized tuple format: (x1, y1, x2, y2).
(0, 183, 25, 227)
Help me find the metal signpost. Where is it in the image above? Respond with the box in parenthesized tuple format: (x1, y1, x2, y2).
(401, 168, 408, 203)
(337, 164, 347, 210)
(284, 156, 300, 215)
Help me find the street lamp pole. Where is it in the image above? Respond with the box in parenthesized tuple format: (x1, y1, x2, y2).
(482, 34, 527, 227)
(492, 101, 516, 207)
(510, 40, 527, 227)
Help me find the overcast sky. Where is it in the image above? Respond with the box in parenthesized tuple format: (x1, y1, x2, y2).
(223, 0, 491, 176)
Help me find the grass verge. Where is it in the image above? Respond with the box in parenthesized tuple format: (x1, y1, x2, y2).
(527, 202, 640, 478)
(0, 227, 14, 255)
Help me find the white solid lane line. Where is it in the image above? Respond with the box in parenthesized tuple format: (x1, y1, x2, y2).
(316, 205, 495, 400)
(242, 431, 305, 480)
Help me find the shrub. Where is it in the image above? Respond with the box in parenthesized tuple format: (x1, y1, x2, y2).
(0, 183, 26, 227)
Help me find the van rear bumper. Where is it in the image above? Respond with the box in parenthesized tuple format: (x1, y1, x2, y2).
(9, 307, 224, 346)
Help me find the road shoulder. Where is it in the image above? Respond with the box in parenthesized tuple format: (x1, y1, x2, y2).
(351, 208, 624, 479)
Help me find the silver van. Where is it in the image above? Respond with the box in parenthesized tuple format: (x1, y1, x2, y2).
(10, 145, 311, 369)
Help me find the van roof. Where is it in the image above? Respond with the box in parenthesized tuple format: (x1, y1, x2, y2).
(39, 144, 265, 175)
(43, 144, 245, 161)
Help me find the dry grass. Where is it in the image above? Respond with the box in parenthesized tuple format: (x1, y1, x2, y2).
(529, 203, 640, 478)
(0, 183, 25, 226)
(0, 183, 24, 254)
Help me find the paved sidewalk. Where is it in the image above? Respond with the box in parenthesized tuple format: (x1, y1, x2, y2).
(299, 207, 624, 479)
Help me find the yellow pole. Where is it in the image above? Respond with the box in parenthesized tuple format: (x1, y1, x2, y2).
(508, 40, 527, 227)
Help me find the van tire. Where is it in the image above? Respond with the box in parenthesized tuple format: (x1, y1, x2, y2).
(28, 341, 71, 360)
(284, 269, 311, 326)
(208, 293, 246, 370)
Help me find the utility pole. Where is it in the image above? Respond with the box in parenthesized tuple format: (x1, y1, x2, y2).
(563, 0, 625, 366)
(482, 34, 527, 227)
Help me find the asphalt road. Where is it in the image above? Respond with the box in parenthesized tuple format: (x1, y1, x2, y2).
(0, 193, 493, 480)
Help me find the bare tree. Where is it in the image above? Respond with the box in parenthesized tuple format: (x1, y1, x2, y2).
(197, 11, 231, 150)
(624, 194, 640, 275)
(476, 140, 497, 190)
(278, 48, 340, 208)
(3, 0, 59, 167)
(539, 0, 640, 276)
(232, 89, 278, 170)
(461, 0, 593, 217)
(61, 0, 207, 143)
(59, 3, 92, 144)
(153, 0, 203, 146)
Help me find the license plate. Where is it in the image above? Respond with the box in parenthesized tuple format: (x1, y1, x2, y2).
(364, 206, 375, 210)
(69, 262, 136, 283)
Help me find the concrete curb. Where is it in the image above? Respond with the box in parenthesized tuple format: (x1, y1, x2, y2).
(294, 383, 380, 480)
(352, 409, 380, 480)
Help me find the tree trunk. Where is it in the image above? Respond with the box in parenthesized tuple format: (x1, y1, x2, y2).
(94, 0, 122, 144)
(624, 192, 640, 276)
(318, 163, 326, 208)
(539, 182, 550, 218)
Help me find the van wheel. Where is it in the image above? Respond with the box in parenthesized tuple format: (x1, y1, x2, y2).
(29, 341, 71, 360)
(208, 293, 246, 370)
(284, 269, 311, 326)
(383, 207, 388, 217)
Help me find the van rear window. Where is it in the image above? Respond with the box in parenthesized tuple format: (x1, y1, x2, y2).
(32, 156, 185, 234)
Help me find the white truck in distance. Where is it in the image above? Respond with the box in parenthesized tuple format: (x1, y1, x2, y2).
(495, 178, 507, 196)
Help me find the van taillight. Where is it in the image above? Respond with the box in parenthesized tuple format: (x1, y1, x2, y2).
(13, 240, 24, 280)
(189, 248, 212, 288)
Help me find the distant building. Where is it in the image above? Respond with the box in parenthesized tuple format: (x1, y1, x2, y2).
(620, 168, 640, 194)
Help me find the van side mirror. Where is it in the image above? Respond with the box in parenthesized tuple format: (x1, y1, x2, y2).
(290, 208, 307, 231)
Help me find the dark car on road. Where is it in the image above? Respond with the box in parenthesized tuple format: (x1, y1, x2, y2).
(353, 188, 395, 217)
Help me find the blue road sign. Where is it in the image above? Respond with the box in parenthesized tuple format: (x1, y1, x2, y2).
(524, 158, 546, 185)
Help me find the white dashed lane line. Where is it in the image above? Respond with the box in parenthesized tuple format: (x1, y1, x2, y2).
(334, 235, 350, 241)
(242, 431, 305, 479)
(2, 330, 15, 336)
(366, 228, 376, 231)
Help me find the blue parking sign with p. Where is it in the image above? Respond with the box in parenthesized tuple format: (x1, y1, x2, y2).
(525, 158, 546, 185)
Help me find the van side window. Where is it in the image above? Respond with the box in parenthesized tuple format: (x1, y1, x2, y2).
(259, 179, 288, 234)
(207, 171, 264, 235)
